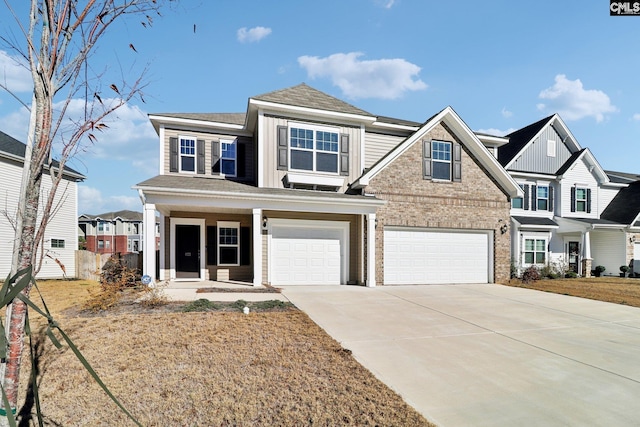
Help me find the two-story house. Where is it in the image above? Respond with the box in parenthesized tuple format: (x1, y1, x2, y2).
(78, 209, 159, 254)
(498, 114, 640, 276)
(0, 130, 84, 279)
(134, 84, 521, 286)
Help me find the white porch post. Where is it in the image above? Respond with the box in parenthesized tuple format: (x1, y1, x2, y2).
(158, 213, 165, 280)
(581, 230, 592, 277)
(143, 203, 157, 282)
(252, 208, 263, 287)
(367, 213, 376, 287)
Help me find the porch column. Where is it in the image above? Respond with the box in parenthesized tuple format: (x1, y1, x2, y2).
(582, 231, 592, 278)
(143, 203, 157, 283)
(158, 213, 165, 280)
(367, 213, 376, 287)
(252, 208, 263, 287)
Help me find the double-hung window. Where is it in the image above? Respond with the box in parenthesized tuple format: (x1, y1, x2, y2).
(512, 184, 525, 209)
(524, 239, 546, 265)
(51, 239, 65, 249)
(179, 137, 196, 172)
(432, 141, 452, 180)
(575, 188, 587, 212)
(537, 186, 549, 211)
(98, 221, 110, 233)
(220, 139, 237, 176)
(217, 221, 239, 266)
(290, 125, 339, 173)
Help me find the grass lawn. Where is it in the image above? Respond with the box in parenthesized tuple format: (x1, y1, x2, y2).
(13, 280, 434, 426)
(503, 276, 640, 307)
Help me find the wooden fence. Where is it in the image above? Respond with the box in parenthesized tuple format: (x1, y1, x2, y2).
(75, 251, 141, 281)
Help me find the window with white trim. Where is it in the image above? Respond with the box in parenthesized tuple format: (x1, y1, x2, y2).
(537, 186, 549, 211)
(217, 221, 239, 266)
(98, 240, 104, 249)
(524, 239, 546, 265)
(51, 239, 65, 249)
(97, 221, 111, 233)
(179, 137, 196, 172)
(220, 139, 237, 176)
(432, 141, 452, 180)
(575, 187, 587, 212)
(512, 184, 524, 209)
(290, 124, 339, 173)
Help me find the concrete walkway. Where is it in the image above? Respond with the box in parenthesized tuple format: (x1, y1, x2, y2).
(161, 280, 288, 302)
(281, 284, 640, 427)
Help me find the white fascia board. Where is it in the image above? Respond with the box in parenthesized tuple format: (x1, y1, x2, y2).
(249, 99, 377, 125)
(285, 172, 345, 187)
(476, 134, 509, 147)
(549, 115, 582, 152)
(148, 115, 246, 132)
(369, 121, 420, 132)
(509, 171, 558, 180)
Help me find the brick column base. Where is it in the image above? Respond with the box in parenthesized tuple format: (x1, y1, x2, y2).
(582, 259, 592, 278)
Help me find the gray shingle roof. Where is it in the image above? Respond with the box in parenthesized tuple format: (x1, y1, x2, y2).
(79, 209, 143, 221)
(150, 112, 246, 126)
(499, 115, 554, 167)
(601, 181, 640, 225)
(513, 216, 559, 227)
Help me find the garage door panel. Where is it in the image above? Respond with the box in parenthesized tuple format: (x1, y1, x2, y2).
(384, 229, 490, 285)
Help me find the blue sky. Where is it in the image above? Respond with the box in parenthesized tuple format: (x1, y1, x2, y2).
(0, 1, 638, 215)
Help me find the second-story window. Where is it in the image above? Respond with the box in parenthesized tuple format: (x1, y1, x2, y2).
(537, 186, 549, 211)
(290, 125, 339, 173)
(180, 137, 196, 172)
(221, 139, 237, 176)
(98, 221, 111, 233)
(512, 184, 524, 209)
(432, 141, 452, 180)
(575, 188, 587, 212)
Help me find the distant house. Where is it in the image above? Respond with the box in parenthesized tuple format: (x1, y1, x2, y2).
(78, 210, 159, 255)
(0, 130, 85, 279)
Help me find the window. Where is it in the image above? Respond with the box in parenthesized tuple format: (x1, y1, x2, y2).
(524, 239, 546, 264)
(512, 184, 524, 209)
(98, 240, 104, 249)
(217, 221, 239, 266)
(290, 125, 339, 173)
(432, 141, 452, 180)
(221, 139, 237, 176)
(179, 137, 196, 172)
(51, 239, 65, 249)
(537, 186, 549, 211)
(105, 240, 111, 249)
(97, 221, 110, 233)
(575, 188, 587, 212)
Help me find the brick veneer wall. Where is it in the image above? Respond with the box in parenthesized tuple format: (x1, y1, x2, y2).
(364, 123, 512, 285)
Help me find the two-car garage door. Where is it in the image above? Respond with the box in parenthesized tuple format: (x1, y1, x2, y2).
(384, 228, 492, 285)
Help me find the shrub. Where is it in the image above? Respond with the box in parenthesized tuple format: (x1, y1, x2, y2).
(539, 264, 559, 279)
(621, 265, 631, 273)
(182, 299, 221, 312)
(594, 265, 606, 277)
(100, 256, 140, 291)
(564, 271, 578, 278)
(522, 266, 541, 284)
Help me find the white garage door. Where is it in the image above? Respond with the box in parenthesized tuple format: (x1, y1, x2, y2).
(634, 243, 640, 274)
(384, 228, 491, 285)
(271, 221, 347, 285)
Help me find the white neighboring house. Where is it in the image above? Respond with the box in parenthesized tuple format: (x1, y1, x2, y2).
(0, 130, 85, 279)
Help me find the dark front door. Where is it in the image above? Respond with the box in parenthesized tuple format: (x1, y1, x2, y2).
(568, 241, 580, 273)
(176, 224, 200, 276)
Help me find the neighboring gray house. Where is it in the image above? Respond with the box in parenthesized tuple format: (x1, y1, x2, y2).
(0, 130, 85, 279)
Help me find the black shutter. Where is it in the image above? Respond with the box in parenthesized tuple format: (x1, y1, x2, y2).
(340, 134, 349, 176)
(587, 188, 592, 213)
(523, 185, 530, 210)
(423, 140, 432, 179)
(207, 226, 217, 265)
(169, 137, 178, 172)
(453, 142, 462, 182)
(240, 227, 251, 266)
(212, 141, 220, 175)
(197, 139, 205, 174)
(237, 142, 246, 178)
(548, 186, 554, 212)
(570, 187, 576, 212)
(531, 185, 537, 211)
(277, 125, 288, 170)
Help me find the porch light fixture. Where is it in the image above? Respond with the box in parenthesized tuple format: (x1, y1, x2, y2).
(500, 224, 508, 234)
(262, 215, 268, 229)
(631, 236, 636, 243)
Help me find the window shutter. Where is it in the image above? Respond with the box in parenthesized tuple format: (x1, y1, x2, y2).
(340, 134, 349, 176)
(211, 140, 220, 174)
(587, 188, 592, 213)
(523, 185, 530, 210)
(207, 226, 217, 265)
(531, 185, 537, 211)
(422, 140, 432, 179)
(453, 142, 462, 182)
(237, 142, 246, 178)
(570, 187, 576, 212)
(169, 137, 178, 172)
(240, 227, 251, 266)
(548, 186, 554, 212)
(277, 125, 288, 170)
(197, 139, 205, 174)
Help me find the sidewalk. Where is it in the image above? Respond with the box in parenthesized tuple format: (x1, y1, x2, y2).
(161, 280, 289, 302)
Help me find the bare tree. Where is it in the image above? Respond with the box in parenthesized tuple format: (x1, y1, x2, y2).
(0, 0, 168, 422)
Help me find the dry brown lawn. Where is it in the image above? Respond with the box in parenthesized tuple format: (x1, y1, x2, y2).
(503, 276, 640, 307)
(14, 280, 434, 426)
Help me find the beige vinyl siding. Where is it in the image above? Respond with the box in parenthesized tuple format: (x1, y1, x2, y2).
(560, 158, 599, 218)
(261, 115, 362, 191)
(364, 132, 406, 169)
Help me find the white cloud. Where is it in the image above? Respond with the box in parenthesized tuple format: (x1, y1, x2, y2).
(237, 26, 272, 43)
(537, 74, 617, 122)
(298, 52, 427, 99)
(501, 107, 513, 118)
(78, 185, 141, 215)
(476, 128, 516, 137)
(0, 50, 32, 93)
(633, 113, 640, 121)
(377, 0, 396, 8)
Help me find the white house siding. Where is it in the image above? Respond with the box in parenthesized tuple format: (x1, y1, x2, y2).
(598, 185, 622, 216)
(560, 159, 599, 218)
(0, 160, 78, 279)
(364, 132, 405, 169)
(591, 231, 626, 276)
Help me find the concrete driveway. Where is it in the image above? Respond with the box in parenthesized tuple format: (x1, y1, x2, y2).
(281, 284, 640, 427)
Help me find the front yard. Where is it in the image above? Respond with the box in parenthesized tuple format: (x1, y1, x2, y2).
(14, 280, 434, 426)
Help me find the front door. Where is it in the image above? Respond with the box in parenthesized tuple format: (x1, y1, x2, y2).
(568, 241, 580, 273)
(176, 224, 200, 278)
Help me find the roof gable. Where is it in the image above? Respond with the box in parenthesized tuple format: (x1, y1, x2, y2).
(601, 180, 640, 225)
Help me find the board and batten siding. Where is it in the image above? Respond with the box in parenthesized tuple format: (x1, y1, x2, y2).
(0, 159, 78, 279)
(508, 125, 572, 174)
(364, 132, 406, 169)
(559, 158, 599, 218)
(261, 115, 362, 191)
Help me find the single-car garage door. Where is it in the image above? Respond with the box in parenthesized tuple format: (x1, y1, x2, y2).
(270, 220, 348, 285)
(384, 228, 491, 285)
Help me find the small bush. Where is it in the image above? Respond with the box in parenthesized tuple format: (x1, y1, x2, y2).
(100, 257, 140, 291)
(564, 271, 578, 278)
(594, 265, 606, 277)
(182, 299, 221, 312)
(522, 266, 541, 284)
(231, 299, 249, 311)
(253, 300, 293, 310)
